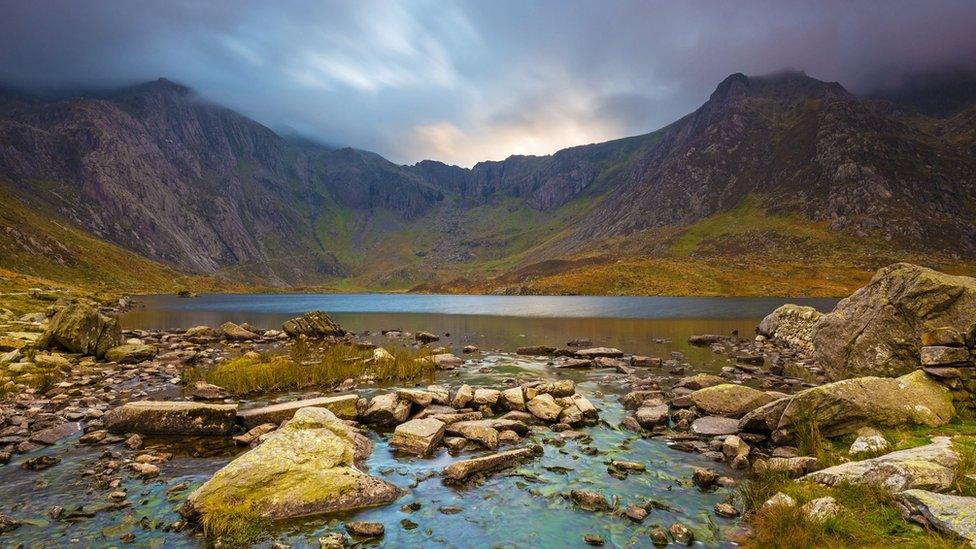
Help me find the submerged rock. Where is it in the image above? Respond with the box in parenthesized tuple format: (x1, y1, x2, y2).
(811, 263, 976, 379)
(442, 447, 536, 483)
(105, 401, 238, 436)
(739, 370, 955, 442)
(41, 302, 122, 358)
(282, 311, 345, 338)
(182, 408, 401, 528)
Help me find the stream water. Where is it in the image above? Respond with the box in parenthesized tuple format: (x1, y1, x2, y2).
(1, 294, 837, 548)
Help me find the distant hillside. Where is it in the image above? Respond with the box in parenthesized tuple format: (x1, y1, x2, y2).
(1, 71, 974, 296)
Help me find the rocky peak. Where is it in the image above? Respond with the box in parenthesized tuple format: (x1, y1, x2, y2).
(709, 70, 852, 105)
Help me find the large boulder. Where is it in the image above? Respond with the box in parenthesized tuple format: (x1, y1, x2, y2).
(811, 263, 976, 379)
(689, 384, 776, 417)
(42, 302, 122, 359)
(804, 436, 959, 492)
(740, 370, 954, 442)
(282, 311, 345, 338)
(898, 490, 976, 545)
(182, 408, 401, 536)
(105, 401, 238, 435)
(757, 304, 823, 352)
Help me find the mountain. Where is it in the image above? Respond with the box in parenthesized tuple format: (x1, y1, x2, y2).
(1, 71, 975, 296)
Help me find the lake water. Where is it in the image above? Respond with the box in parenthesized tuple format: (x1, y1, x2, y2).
(123, 294, 838, 360)
(2, 295, 840, 548)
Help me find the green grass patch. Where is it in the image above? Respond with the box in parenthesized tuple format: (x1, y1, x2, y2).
(184, 343, 434, 396)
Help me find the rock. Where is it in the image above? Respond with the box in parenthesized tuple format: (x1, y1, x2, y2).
(189, 380, 230, 400)
(185, 325, 217, 339)
(426, 385, 450, 405)
(722, 435, 751, 469)
(669, 522, 694, 545)
(920, 346, 972, 366)
(220, 321, 258, 341)
(238, 395, 359, 428)
(124, 434, 144, 450)
(692, 467, 719, 488)
(691, 416, 739, 436)
(570, 490, 610, 512)
(650, 526, 669, 547)
(516, 345, 556, 355)
(811, 263, 976, 379)
(739, 370, 955, 441)
(620, 390, 662, 409)
(898, 490, 976, 545)
(391, 418, 446, 456)
(33, 352, 72, 370)
(763, 492, 797, 509)
(105, 401, 238, 435)
(42, 302, 123, 358)
(921, 327, 967, 347)
(450, 422, 498, 449)
(625, 505, 648, 522)
(849, 429, 890, 457)
(129, 462, 160, 479)
(472, 388, 500, 406)
(527, 394, 562, 421)
(526, 380, 576, 398)
(415, 331, 440, 343)
(754, 457, 821, 478)
(583, 533, 604, 546)
(674, 373, 726, 390)
(451, 384, 474, 408)
(635, 404, 670, 428)
(22, 455, 60, 471)
(0, 512, 21, 534)
(360, 394, 411, 426)
(688, 334, 729, 346)
(396, 389, 434, 407)
(319, 532, 348, 548)
(462, 345, 478, 354)
(30, 422, 80, 445)
(499, 387, 526, 411)
(714, 502, 740, 518)
(800, 496, 841, 522)
(105, 343, 157, 364)
(233, 423, 277, 446)
(182, 408, 401, 529)
(372, 347, 394, 362)
(433, 353, 463, 370)
(552, 357, 593, 368)
(345, 521, 384, 537)
(630, 356, 661, 367)
(282, 311, 345, 338)
(442, 447, 536, 482)
(804, 436, 960, 492)
(689, 384, 776, 417)
(574, 347, 624, 358)
(757, 304, 823, 351)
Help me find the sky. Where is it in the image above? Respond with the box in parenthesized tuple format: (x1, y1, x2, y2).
(1, 0, 975, 167)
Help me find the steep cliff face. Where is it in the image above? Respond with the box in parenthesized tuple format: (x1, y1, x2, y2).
(1, 71, 974, 291)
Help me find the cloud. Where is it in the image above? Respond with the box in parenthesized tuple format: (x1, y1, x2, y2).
(1, 0, 974, 166)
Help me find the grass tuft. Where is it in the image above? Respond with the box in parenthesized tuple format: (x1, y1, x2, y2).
(184, 343, 433, 396)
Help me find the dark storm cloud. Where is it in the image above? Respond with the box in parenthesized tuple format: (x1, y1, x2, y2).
(1, 0, 974, 166)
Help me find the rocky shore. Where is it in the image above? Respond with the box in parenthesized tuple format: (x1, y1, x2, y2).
(1, 262, 974, 547)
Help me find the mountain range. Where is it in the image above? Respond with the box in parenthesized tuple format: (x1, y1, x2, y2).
(1, 70, 975, 296)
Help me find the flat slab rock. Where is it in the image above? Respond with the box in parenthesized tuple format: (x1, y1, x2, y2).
(442, 447, 536, 482)
(803, 436, 960, 493)
(691, 416, 740, 436)
(105, 401, 238, 436)
(391, 418, 446, 456)
(899, 489, 976, 545)
(238, 395, 358, 428)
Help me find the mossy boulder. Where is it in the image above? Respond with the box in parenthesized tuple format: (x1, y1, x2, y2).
(811, 263, 976, 380)
(689, 384, 777, 417)
(105, 343, 158, 364)
(181, 408, 401, 540)
(898, 490, 976, 545)
(42, 302, 122, 359)
(739, 370, 955, 442)
(804, 436, 960, 492)
(282, 311, 345, 338)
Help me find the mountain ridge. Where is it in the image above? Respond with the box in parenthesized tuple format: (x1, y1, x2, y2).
(1, 70, 974, 295)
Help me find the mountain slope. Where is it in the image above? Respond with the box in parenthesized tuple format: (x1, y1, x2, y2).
(1, 71, 974, 295)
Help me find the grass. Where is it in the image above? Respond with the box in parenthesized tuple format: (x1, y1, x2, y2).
(183, 343, 434, 396)
(738, 467, 963, 548)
